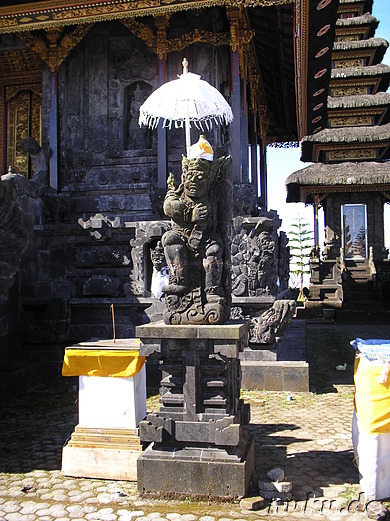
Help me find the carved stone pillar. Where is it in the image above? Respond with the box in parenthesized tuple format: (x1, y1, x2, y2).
(155, 15, 170, 189)
(136, 321, 254, 499)
(227, 6, 242, 185)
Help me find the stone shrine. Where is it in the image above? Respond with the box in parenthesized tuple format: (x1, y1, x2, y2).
(135, 135, 254, 498)
(136, 321, 254, 499)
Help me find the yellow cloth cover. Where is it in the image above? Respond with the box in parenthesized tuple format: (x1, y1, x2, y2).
(354, 355, 390, 434)
(62, 349, 145, 378)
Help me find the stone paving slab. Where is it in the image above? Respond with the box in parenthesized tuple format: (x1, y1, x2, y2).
(0, 322, 390, 520)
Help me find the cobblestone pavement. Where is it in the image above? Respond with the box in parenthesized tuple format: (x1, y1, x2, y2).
(0, 322, 390, 521)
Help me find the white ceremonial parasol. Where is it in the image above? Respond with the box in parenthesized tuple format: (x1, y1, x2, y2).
(138, 58, 233, 157)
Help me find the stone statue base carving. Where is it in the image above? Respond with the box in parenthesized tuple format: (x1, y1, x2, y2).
(163, 282, 229, 326)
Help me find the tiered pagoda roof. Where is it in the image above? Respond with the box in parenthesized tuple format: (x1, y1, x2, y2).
(287, 0, 390, 203)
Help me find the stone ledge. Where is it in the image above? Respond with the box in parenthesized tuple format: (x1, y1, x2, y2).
(241, 361, 310, 392)
(136, 320, 249, 340)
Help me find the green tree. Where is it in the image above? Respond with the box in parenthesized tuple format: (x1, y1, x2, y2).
(288, 216, 313, 301)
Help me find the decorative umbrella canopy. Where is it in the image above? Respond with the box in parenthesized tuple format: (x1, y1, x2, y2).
(138, 58, 233, 157)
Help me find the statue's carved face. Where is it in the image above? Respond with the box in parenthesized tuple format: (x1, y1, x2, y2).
(182, 164, 210, 200)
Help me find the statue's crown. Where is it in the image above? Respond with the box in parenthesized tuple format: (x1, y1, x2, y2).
(187, 135, 213, 161)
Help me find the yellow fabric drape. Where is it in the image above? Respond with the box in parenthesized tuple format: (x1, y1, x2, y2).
(62, 349, 145, 378)
(354, 355, 390, 434)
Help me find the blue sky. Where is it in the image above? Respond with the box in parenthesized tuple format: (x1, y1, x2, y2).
(267, 0, 390, 250)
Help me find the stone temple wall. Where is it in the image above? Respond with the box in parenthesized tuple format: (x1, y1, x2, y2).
(58, 21, 232, 221)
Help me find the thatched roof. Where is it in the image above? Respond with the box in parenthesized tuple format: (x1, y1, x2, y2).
(334, 37, 387, 50)
(333, 37, 388, 53)
(301, 124, 390, 162)
(339, 0, 373, 8)
(333, 38, 388, 65)
(287, 161, 390, 186)
(327, 92, 390, 109)
(285, 161, 390, 202)
(331, 63, 390, 79)
(336, 13, 378, 27)
(302, 123, 390, 144)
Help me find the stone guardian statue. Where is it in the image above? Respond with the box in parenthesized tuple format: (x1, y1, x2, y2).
(161, 135, 232, 325)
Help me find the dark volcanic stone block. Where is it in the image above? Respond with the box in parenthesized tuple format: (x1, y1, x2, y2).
(137, 434, 255, 499)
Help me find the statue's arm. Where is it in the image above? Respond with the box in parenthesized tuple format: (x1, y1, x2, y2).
(163, 191, 187, 223)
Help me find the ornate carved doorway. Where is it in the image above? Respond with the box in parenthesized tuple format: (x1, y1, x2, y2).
(0, 48, 43, 178)
(341, 203, 368, 259)
(5, 85, 42, 178)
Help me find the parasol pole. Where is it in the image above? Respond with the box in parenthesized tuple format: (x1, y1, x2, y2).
(182, 58, 191, 157)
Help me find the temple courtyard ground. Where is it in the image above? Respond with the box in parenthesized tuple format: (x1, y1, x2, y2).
(0, 320, 389, 521)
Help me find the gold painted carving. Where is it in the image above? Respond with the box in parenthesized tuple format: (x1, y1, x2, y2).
(331, 86, 369, 96)
(57, 24, 94, 67)
(0, 0, 293, 34)
(226, 5, 241, 52)
(6, 89, 41, 177)
(327, 149, 377, 161)
(166, 29, 230, 54)
(154, 14, 170, 59)
(121, 18, 157, 51)
(1, 48, 42, 76)
(335, 35, 359, 42)
(330, 115, 373, 127)
(19, 24, 93, 70)
(333, 58, 364, 69)
(7, 91, 30, 175)
(122, 16, 230, 58)
(51, 2, 159, 23)
(18, 31, 49, 64)
(5, 83, 42, 103)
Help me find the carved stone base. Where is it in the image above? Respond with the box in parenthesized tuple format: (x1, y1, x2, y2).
(137, 432, 255, 499)
(240, 360, 309, 392)
(240, 320, 309, 391)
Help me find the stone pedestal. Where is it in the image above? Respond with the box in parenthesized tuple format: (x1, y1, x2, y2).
(240, 320, 309, 392)
(135, 320, 254, 499)
(61, 339, 146, 480)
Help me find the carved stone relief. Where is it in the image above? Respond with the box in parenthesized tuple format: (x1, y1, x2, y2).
(74, 246, 131, 268)
(231, 213, 285, 298)
(124, 81, 152, 150)
(249, 300, 296, 344)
